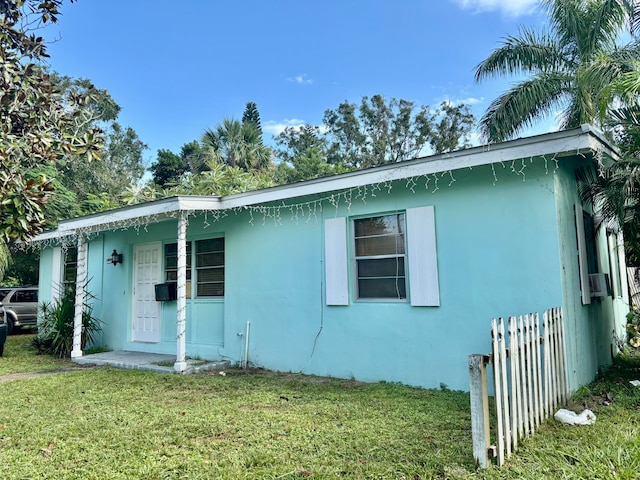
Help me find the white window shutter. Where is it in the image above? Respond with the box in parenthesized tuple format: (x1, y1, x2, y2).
(324, 217, 349, 305)
(407, 206, 440, 306)
(575, 204, 591, 305)
(51, 246, 62, 302)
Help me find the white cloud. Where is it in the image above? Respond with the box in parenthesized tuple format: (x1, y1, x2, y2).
(263, 120, 329, 137)
(263, 118, 307, 135)
(457, 96, 484, 105)
(433, 96, 485, 110)
(287, 74, 313, 85)
(452, 0, 539, 17)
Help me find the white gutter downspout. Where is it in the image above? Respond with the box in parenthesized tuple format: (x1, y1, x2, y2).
(71, 236, 87, 359)
(174, 212, 188, 373)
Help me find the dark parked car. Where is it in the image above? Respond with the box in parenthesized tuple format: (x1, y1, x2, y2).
(0, 287, 38, 334)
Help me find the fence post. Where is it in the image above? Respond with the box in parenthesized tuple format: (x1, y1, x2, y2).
(557, 307, 569, 402)
(508, 317, 519, 450)
(469, 354, 491, 468)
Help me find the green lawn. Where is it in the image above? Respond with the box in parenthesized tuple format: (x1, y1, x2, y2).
(0, 332, 70, 375)
(0, 335, 639, 479)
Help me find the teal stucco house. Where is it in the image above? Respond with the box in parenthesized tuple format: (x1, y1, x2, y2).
(35, 125, 629, 391)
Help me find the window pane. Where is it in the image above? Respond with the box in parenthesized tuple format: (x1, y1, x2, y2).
(195, 238, 224, 297)
(63, 248, 78, 285)
(197, 283, 224, 297)
(165, 256, 177, 269)
(197, 267, 224, 282)
(358, 258, 405, 278)
(197, 238, 224, 253)
(354, 214, 405, 237)
(358, 278, 406, 299)
(355, 234, 405, 256)
(165, 242, 192, 282)
(15, 291, 37, 302)
(196, 252, 224, 267)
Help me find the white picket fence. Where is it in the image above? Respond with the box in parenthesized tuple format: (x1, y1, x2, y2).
(468, 307, 569, 467)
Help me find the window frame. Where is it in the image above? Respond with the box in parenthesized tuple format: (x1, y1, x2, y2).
(164, 236, 224, 299)
(352, 212, 408, 302)
(194, 237, 225, 298)
(607, 230, 623, 298)
(324, 205, 439, 307)
(62, 247, 78, 292)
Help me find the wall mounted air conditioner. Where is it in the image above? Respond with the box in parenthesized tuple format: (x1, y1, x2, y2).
(588, 273, 611, 298)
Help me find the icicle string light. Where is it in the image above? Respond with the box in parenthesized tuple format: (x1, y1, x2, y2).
(29, 150, 598, 251)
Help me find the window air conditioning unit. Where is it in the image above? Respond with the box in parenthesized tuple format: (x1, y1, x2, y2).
(588, 273, 611, 298)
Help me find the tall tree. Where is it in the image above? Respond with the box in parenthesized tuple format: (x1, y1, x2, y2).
(428, 102, 475, 154)
(27, 75, 148, 218)
(180, 140, 209, 174)
(242, 101, 263, 143)
(323, 95, 475, 169)
(475, 0, 638, 142)
(150, 149, 188, 186)
(202, 118, 272, 171)
(274, 124, 337, 183)
(275, 124, 326, 164)
(0, 0, 103, 241)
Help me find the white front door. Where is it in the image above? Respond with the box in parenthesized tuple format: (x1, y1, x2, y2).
(132, 242, 162, 343)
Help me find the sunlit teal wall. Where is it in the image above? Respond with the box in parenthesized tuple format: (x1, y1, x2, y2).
(38, 155, 628, 390)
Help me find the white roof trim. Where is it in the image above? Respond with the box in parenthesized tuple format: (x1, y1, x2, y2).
(34, 125, 616, 241)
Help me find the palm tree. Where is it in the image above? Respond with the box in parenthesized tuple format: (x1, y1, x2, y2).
(475, 0, 638, 142)
(579, 154, 640, 263)
(202, 118, 272, 171)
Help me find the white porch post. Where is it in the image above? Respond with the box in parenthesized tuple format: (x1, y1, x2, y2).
(174, 212, 188, 372)
(71, 236, 87, 359)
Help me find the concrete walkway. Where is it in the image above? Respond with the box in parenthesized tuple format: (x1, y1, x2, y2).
(73, 350, 230, 374)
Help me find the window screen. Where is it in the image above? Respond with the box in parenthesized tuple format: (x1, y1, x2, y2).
(354, 213, 406, 299)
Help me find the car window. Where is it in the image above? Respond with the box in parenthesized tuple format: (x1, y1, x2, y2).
(14, 290, 38, 302)
(0, 289, 11, 300)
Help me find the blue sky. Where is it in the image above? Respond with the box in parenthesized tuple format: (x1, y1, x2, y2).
(43, 0, 548, 165)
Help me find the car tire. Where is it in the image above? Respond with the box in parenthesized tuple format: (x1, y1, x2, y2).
(6, 314, 15, 335)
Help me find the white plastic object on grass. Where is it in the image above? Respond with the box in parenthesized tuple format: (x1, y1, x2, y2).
(554, 409, 596, 425)
(630, 380, 640, 387)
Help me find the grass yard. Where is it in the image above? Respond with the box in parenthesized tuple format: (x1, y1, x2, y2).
(0, 335, 639, 479)
(0, 332, 70, 375)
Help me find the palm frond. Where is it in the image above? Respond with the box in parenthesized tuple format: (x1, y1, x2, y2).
(474, 27, 566, 81)
(633, 1, 640, 35)
(587, 0, 633, 53)
(581, 157, 640, 229)
(542, 0, 583, 51)
(479, 73, 569, 142)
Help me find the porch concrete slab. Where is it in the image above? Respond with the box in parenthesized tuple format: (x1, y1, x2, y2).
(73, 350, 230, 374)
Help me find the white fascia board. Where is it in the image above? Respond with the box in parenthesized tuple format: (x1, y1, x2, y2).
(177, 196, 222, 211)
(31, 229, 73, 242)
(58, 197, 184, 232)
(45, 196, 222, 236)
(220, 128, 600, 209)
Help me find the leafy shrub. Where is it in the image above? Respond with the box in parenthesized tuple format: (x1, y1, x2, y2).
(33, 285, 102, 357)
(626, 308, 640, 348)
